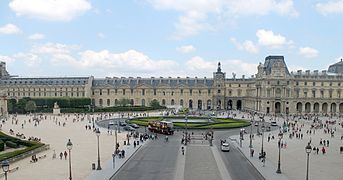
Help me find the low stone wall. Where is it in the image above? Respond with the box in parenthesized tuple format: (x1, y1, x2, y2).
(7, 144, 50, 163)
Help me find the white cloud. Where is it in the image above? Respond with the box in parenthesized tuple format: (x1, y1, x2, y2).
(299, 47, 319, 58)
(230, 38, 259, 53)
(186, 56, 216, 71)
(316, 0, 343, 15)
(176, 45, 196, 53)
(28, 33, 45, 40)
(336, 56, 343, 62)
(0, 55, 15, 64)
(97, 32, 106, 39)
(256, 29, 291, 48)
(31, 43, 80, 54)
(13, 53, 41, 67)
(0, 24, 21, 34)
(9, 0, 91, 21)
(147, 0, 297, 39)
(185, 56, 257, 77)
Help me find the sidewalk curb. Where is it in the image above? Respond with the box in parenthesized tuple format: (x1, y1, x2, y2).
(230, 138, 265, 180)
(109, 140, 150, 179)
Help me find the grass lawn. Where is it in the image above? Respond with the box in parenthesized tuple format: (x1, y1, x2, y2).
(129, 116, 250, 129)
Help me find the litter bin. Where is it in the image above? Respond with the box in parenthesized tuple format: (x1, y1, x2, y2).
(92, 163, 95, 170)
(124, 141, 126, 145)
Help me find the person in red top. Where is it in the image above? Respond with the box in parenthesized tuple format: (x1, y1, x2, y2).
(322, 146, 326, 154)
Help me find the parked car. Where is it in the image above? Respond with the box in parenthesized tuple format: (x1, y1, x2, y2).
(271, 121, 277, 126)
(254, 122, 259, 126)
(221, 143, 230, 152)
(123, 125, 135, 131)
(109, 120, 114, 126)
(129, 123, 139, 129)
(119, 121, 127, 126)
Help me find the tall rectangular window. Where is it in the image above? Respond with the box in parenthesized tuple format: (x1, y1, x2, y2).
(142, 89, 145, 96)
(123, 89, 125, 95)
(154, 89, 157, 96)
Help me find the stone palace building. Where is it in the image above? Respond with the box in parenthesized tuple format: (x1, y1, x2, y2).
(1, 55, 343, 116)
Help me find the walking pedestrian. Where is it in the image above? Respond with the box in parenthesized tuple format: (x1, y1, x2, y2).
(64, 151, 68, 160)
(59, 152, 63, 160)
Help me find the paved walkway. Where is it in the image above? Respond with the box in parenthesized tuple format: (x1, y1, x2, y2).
(228, 112, 343, 180)
(0, 113, 134, 180)
(86, 139, 149, 180)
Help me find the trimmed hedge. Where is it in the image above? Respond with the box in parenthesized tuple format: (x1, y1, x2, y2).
(0, 131, 44, 161)
(94, 106, 166, 112)
(0, 140, 4, 151)
(5, 141, 18, 148)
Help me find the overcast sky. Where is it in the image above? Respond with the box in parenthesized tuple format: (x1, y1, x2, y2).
(0, 0, 343, 78)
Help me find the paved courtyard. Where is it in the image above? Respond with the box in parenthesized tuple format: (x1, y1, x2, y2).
(0, 113, 127, 180)
(230, 112, 343, 180)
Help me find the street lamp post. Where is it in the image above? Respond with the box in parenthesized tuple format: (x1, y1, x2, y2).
(66, 139, 73, 180)
(249, 114, 254, 148)
(115, 123, 118, 154)
(276, 132, 283, 174)
(96, 128, 102, 170)
(260, 119, 265, 156)
(1, 160, 9, 180)
(305, 143, 312, 180)
(185, 114, 188, 145)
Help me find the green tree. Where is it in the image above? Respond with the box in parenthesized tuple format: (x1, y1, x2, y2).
(149, 99, 160, 108)
(118, 98, 130, 106)
(7, 99, 17, 113)
(17, 98, 30, 114)
(25, 100, 37, 113)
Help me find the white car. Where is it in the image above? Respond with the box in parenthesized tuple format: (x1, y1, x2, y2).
(221, 143, 230, 152)
(109, 120, 114, 126)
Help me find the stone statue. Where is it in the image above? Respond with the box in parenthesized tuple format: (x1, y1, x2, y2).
(53, 102, 60, 115)
(54, 102, 59, 109)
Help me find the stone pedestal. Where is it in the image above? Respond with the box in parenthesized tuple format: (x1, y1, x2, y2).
(53, 108, 60, 115)
(53, 102, 60, 115)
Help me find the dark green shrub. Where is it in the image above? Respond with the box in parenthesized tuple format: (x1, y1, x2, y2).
(5, 141, 18, 148)
(0, 140, 4, 151)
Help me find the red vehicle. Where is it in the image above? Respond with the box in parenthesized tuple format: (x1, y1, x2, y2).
(148, 121, 174, 135)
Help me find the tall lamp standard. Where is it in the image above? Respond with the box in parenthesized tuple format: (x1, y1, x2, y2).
(276, 132, 283, 174)
(96, 128, 102, 170)
(66, 139, 73, 180)
(305, 143, 312, 180)
(260, 119, 265, 156)
(185, 113, 188, 145)
(249, 113, 254, 148)
(1, 160, 9, 180)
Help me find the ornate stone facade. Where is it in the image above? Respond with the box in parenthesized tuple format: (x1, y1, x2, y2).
(1, 55, 343, 115)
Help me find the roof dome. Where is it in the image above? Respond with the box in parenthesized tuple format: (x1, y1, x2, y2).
(328, 59, 343, 74)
